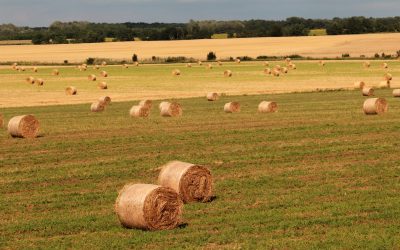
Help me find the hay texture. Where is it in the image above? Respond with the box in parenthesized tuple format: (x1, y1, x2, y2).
(393, 89, 400, 97)
(52, 69, 59, 76)
(172, 69, 181, 76)
(32, 67, 38, 72)
(258, 101, 278, 113)
(26, 76, 35, 84)
(364, 61, 371, 68)
(186, 63, 192, 68)
(65, 86, 77, 95)
(382, 63, 388, 69)
(272, 69, 280, 77)
(98, 82, 108, 89)
(362, 87, 374, 96)
(99, 96, 111, 105)
(264, 68, 271, 75)
(354, 81, 366, 89)
(207, 64, 213, 69)
(281, 67, 288, 73)
(101, 71, 108, 77)
(35, 78, 44, 86)
(90, 101, 105, 112)
(206, 92, 219, 101)
(88, 74, 96, 81)
(224, 70, 232, 77)
(139, 100, 153, 109)
(224, 102, 240, 113)
(115, 183, 183, 230)
(363, 98, 388, 115)
(384, 73, 393, 81)
(160, 102, 182, 117)
(130, 105, 150, 117)
(158, 161, 213, 203)
(8, 115, 39, 138)
(379, 80, 390, 88)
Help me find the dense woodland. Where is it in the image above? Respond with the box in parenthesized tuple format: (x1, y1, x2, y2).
(1, 16, 400, 44)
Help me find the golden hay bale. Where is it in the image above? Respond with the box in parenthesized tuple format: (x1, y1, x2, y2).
(272, 69, 280, 77)
(258, 101, 278, 113)
(158, 161, 213, 203)
(384, 73, 393, 81)
(94, 64, 100, 70)
(11, 62, 17, 70)
(206, 92, 219, 101)
(382, 63, 388, 69)
(8, 115, 39, 138)
(52, 69, 59, 76)
(88, 74, 97, 81)
(207, 64, 213, 69)
(129, 105, 150, 117)
(139, 100, 153, 109)
(217, 61, 222, 66)
(90, 101, 105, 112)
(101, 71, 108, 77)
(285, 57, 291, 63)
(274, 65, 281, 71)
(364, 61, 371, 68)
(99, 96, 111, 105)
(363, 98, 388, 115)
(198, 61, 202, 66)
(319, 60, 325, 66)
(378, 80, 390, 88)
(264, 61, 269, 66)
(281, 67, 288, 73)
(134, 62, 139, 67)
(35, 78, 44, 86)
(224, 102, 240, 113)
(354, 81, 366, 89)
(289, 63, 296, 69)
(362, 87, 374, 96)
(160, 102, 182, 117)
(392, 89, 400, 97)
(32, 67, 38, 72)
(26, 76, 35, 84)
(101, 61, 107, 66)
(186, 63, 192, 68)
(264, 68, 271, 75)
(115, 183, 183, 230)
(19, 67, 26, 72)
(98, 82, 108, 89)
(224, 70, 232, 77)
(159, 101, 170, 110)
(65, 86, 77, 95)
(235, 58, 241, 64)
(123, 64, 129, 68)
(172, 69, 181, 76)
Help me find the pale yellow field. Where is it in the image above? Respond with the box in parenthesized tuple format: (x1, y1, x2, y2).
(0, 60, 397, 108)
(0, 33, 400, 63)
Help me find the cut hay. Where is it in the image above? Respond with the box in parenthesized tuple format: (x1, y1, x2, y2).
(289, 63, 296, 69)
(235, 58, 241, 64)
(363, 98, 388, 115)
(281, 67, 288, 73)
(384, 73, 393, 81)
(217, 61, 222, 66)
(98, 82, 108, 89)
(8, 115, 39, 138)
(186, 63, 192, 68)
(99, 96, 111, 105)
(362, 87, 374, 96)
(123, 64, 129, 68)
(207, 64, 213, 69)
(172, 69, 181, 76)
(364, 61, 371, 68)
(90, 101, 105, 112)
(158, 161, 213, 203)
(35, 78, 44, 86)
(272, 69, 280, 77)
(115, 183, 183, 230)
(26, 76, 35, 84)
(101, 61, 107, 66)
(319, 60, 325, 66)
(274, 65, 282, 71)
(101, 71, 108, 77)
(382, 63, 388, 69)
(354, 81, 366, 89)
(378, 80, 390, 88)
(206, 92, 219, 101)
(392, 89, 400, 97)
(160, 102, 182, 117)
(94, 65, 100, 70)
(129, 105, 150, 117)
(224, 70, 232, 77)
(258, 101, 278, 113)
(65, 86, 77, 95)
(198, 61, 202, 66)
(264, 61, 269, 67)
(224, 102, 240, 113)
(32, 67, 38, 72)
(88, 74, 97, 81)
(134, 62, 139, 67)
(139, 100, 153, 109)
(52, 69, 59, 76)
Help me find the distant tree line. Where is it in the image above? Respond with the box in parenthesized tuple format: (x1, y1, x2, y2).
(0, 16, 399, 44)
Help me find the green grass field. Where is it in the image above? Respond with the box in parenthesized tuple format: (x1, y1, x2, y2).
(1, 88, 400, 248)
(309, 29, 328, 36)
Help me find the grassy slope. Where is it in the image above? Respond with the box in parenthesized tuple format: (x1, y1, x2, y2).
(1, 89, 400, 249)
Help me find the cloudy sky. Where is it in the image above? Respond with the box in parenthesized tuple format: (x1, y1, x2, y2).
(0, 0, 399, 26)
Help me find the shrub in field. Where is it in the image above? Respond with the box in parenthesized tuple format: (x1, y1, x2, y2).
(132, 54, 138, 62)
(207, 52, 216, 61)
(86, 57, 95, 65)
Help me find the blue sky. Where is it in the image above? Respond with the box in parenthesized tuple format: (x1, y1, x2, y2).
(0, 0, 399, 26)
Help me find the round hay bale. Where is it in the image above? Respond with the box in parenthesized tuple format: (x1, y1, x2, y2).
(281, 67, 288, 73)
(99, 96, 111, 105)
(115, 183, 183, 230)
(392, 89, 400, 97)
(130, 105, 150, 117)
(264, 68, 271, 75)
(206, 92, 219, 101)
(35, 78, 44, 86)
(258, 101, 278, 113)
(363, 98, 388, 115)
(11, 63, 17, 70)
(32, 67, 38, 72)
(289, 63, 296, 69)
(8, 115, 39, 138)
(354, 81, 366, 89)
(160, 102, 182, 117)
(272, 69, 280, 77)
(79, 65, 87, 71)
(224, 102, 240, 113)
(88, 74, 97, 81)
(382, 63, 388, 69)
(378, 80, 390, 88)
(94, 65, 100, 70)
(172, 69, 181, 76)
(90, 101, 105, 112)
(235, 58, 241, 64)
(218, 61, 222, 66)
(52, 69, 59, 76)
(224, 70, 232, 77)
(65, 86, 77, 95)
(319, 61, 325, 66)
(186, 63, 192, 68)
(158, 161, 213, 203)
(362, 87, 374, 96)
(139, 100, 153, 109)
(264, 61, 269, 67)
(101, 61, 107, 66)
(207, 64, 213, 69)
(26, 76, 35, 84)
(101, 71, 108, 77)
(159, 101, 171, 110)
(98, 82, 108, 89)
(19, 67, 26, 72)
(274, 65, 282, 71)
(198, 61, 202, 66)
(285, 58, 291, 63)
(364, 61, 371, 68)
(384, 73, 393, 81)
(123, 64, 129, 68)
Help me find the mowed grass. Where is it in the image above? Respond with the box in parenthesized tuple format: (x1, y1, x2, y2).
(1, 89, 400, 249)
(1, 60, 398, 107)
